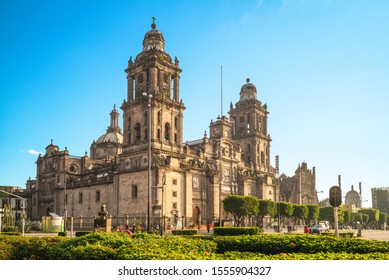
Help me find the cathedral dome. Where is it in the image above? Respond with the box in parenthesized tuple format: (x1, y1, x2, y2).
(95, 105, 123, 145)
(142, 17, 165, 52)
(345, 185, 361, 207)
(239, 78, 257, 101)
(96, 130, 123, 145)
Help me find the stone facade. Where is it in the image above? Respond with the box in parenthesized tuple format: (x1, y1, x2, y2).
(279, 162, 318, 205)
(344, 184, 362, 209)
(26, 20, 279, 230)
(372, 187, 389, 214)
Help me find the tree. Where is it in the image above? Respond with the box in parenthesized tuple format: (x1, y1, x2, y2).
(222, 195, 258, 227)
(319, 207, 335, 224)
(256, 199, 277, 228)
(293, 204, 309, 225)
(278, 202, 294, 227)
(343, 210, 351, 226)
(359, 208, 379, 228)
(379, 212, 388, 229)
(306, 204, 320, 226)
(243, 196, 259, 226)
(319, 206, 344, 227)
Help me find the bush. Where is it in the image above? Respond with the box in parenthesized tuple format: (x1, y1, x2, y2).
(0, 232, 21, 236)
(213, 226, 261, 236)
(117, 234, 217, 260)
(339, 232, 354, 238)
(0, 235, 63, 260)
(75, 231, 92, 237)
(171, 230, 197, 236)
(25, 220, 42, 232)
(1, 225, 19, 232)
(214, 234, 389, 255)
(1, 231, 389, 260)
(47, 232, 131, 259)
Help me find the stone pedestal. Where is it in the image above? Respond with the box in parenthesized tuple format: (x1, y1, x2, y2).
(94, 204, 111, 232)
(94, 217, 112, 232)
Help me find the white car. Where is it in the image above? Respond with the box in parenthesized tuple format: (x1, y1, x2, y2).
(311, 224, 329, 234)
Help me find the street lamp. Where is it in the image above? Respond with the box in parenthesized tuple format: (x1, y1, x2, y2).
(0, 189, 26, 236)
(143, 92, 153, 232)
(152, 172, 165, 235)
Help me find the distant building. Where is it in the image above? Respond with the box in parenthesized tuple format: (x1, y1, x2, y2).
(344, 185, 361, 210)
(372, 187, 389, 213)
(279, 162, 319, 205)
(0, 186, 26, 223)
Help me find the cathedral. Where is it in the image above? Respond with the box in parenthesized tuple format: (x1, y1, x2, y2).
(26, 20, 281, 230)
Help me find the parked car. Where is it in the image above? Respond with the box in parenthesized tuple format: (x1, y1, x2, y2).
(310, 224, 330, 234)
(319, 221, 330, 230)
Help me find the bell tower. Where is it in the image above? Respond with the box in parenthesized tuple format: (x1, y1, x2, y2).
(121, 18, 185, 155)
(229, 78, 272, 172)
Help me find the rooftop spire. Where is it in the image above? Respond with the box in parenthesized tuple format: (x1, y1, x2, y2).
(151, 16, 156, 30)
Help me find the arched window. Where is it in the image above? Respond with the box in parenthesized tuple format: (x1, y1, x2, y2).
(164, 123, 171, 141)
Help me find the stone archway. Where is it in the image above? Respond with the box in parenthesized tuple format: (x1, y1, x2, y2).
(192, 206, 200, 229)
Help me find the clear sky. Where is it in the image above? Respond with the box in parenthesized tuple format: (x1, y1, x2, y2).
(1, 0, 388, 207)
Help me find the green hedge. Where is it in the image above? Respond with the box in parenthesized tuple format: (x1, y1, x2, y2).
(213, 226, 261, 236)
(0, 232, 21, 236)
(75, 231, 93, 237)
(1, 232, 389, 260)
(214, 234, 389, 254)
(171, 230, 197, 236)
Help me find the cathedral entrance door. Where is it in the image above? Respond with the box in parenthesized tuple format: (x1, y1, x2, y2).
(193, 206, 200, 229)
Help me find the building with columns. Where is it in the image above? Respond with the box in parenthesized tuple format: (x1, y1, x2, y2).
(27, 20, 279, 230)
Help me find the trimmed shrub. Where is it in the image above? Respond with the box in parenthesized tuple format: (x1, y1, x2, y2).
(213, 226, 261, 236)
(339, 232, 354, 238)
(171, 230, 197, 236)
(0, 235, 63, 260)
(75, 231, 92, 237)
(117, 234, 217, 260)
(1, 231, 389, 260)
(214, 234, 389, 255)
(0, 232, 21, 236)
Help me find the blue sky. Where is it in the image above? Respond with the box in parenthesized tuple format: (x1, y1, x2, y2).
(1, 0, 388, 207)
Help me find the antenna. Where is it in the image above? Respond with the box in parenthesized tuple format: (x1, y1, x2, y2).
(221, 66, 223, 117)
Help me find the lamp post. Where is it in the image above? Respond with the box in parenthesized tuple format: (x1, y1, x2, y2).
(0, 189, 26, 236)
(143, 92, 153, 232)
(57, 170, 67, 232)
(152, 172, 165, 236)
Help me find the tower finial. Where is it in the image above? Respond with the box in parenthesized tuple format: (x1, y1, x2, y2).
(151, 16, 156, 30)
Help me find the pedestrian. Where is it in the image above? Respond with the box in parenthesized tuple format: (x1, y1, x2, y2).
(125, 225, 132, 235)
(207, 223, 211, 233)
(304, 225, 309, 234)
